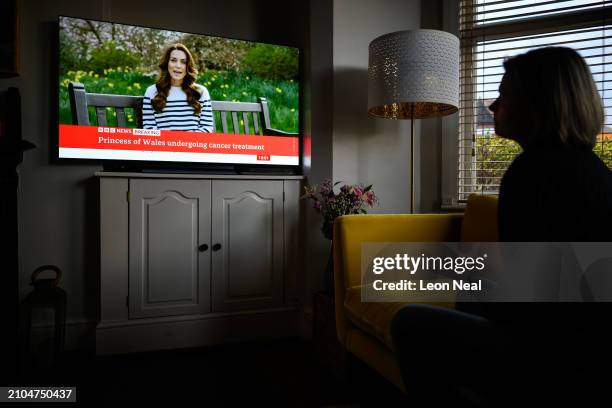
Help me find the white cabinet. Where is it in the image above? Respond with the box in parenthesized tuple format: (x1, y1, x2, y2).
(97, 173, 302, 355)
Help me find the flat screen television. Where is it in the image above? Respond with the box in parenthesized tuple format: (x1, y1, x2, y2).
(57, 16, 300, 172)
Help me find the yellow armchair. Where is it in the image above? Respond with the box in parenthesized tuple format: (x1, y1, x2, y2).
(332, 195, 498, 392)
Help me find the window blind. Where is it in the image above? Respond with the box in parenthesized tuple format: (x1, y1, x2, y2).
(458, 0, 612, 201)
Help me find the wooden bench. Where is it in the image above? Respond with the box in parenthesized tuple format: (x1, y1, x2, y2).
(68, 82, 296, 136)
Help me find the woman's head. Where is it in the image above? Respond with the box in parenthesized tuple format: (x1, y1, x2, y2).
(152, 43, 202, 114)
(489, 47, 603, 149)
(158, 43, 198, 87)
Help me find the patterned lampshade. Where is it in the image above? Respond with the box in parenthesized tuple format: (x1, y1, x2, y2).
(368, 29, 460, 119)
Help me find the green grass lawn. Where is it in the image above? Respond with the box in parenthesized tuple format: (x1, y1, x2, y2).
(59, 67, 299, 133)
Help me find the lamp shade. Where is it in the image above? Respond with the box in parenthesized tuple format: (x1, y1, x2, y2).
(368, 29, 459, 119)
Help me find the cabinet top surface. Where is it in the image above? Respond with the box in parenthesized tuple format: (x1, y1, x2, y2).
(95, 171, 304, 180)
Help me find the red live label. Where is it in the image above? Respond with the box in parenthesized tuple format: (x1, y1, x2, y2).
(257, 155, 270, 161)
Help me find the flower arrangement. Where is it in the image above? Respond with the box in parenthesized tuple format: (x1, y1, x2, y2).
(302, 179, 378, 240)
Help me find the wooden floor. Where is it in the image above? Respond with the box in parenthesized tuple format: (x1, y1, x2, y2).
(15, 338, 412, 407)
(17, 337, 611, 407)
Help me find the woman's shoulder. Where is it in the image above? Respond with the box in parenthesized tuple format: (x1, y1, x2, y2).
(509, 146, 611, 189)
(144, 84, 158, 98)
(529, 146, 608, 172)
(194, 84, 210, 100)
(504, 151, 531, 178)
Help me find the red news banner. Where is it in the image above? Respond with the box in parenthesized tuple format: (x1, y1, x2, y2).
(59, 125, 299, 164)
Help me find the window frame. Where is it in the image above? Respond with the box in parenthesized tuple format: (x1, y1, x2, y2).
(441, 0, 612, 209)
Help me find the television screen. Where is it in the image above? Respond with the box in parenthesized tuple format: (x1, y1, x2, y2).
(57, 16, 300, 167)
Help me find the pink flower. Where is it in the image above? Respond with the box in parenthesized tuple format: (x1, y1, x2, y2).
(320, 179, 333, 195)
(301, 180, 378, 239)
(365, 191, 375, 206)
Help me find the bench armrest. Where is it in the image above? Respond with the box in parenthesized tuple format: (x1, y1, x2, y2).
(264, 127, 298, 136)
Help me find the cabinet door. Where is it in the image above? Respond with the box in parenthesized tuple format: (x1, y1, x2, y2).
(211, 180, 284, 312)
(129, 179, 211, 318)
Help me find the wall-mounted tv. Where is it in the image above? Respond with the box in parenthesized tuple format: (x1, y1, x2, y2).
(57, 16, 300, 170)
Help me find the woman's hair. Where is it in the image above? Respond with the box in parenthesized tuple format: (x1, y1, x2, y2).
(503, 46, 603, 149)
(152, 43, 202, 115)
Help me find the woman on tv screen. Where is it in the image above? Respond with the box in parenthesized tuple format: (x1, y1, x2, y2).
(143, 43, 214, 132)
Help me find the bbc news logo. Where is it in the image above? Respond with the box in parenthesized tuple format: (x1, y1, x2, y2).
(97, 127, 148, 135)
(257, 155, 270, 161)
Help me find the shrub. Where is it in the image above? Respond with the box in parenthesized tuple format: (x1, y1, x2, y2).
(87, 40, 139, 74)
(242, 44, 298, 81)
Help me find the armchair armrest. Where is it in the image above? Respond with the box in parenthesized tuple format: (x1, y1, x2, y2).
(333, 213, 463, 345)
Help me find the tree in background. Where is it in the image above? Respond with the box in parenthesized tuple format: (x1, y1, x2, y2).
(180, 34, 253, 73)
(474, 131, 521, 194)
(59, 18, 175, 75)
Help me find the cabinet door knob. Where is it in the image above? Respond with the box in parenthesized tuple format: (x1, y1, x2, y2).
(198, 244, 209, 252)
(212, 243, 222, 251)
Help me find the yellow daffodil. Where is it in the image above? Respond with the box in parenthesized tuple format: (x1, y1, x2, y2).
(275, 87, 282, 93)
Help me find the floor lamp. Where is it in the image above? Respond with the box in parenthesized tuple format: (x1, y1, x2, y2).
(367, 29, 459, 213)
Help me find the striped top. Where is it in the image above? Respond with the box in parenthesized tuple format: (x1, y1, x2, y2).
(143, 84, 214, 132)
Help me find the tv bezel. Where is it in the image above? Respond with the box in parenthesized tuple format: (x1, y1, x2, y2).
(53, 14, 303, 175)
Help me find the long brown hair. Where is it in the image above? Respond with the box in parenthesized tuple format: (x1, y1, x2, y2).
(152, 43, 202, 115)
(503, 47, 603, 149)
